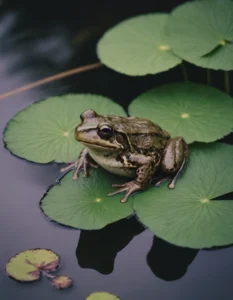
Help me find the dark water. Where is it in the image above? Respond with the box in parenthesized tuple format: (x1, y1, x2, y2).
(1, 1, 233, 299)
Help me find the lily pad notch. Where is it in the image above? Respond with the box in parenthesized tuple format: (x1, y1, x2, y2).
(165, 0, 233, 70)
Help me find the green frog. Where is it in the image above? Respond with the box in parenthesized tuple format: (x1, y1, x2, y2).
(61, 109, 188, 203)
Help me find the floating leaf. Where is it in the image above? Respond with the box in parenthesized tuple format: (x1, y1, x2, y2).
(129, 82, 233, 143)
(97, 14, 181, 76)
(166, 0, 233, 70)
(51, 275, 73, 290)
(40, 168, 134, 230)
(133, 143, 233, 249)
(5, 249, 60, 282)
(4, 94, 126, 163)
(86, 292, 120, 300)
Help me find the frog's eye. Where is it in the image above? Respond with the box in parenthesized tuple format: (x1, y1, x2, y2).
(98, 125, 114, 139)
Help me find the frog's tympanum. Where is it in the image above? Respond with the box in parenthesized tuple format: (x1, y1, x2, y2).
(61, 110, 188, 203)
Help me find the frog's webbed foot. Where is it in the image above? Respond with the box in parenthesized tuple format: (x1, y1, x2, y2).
(60, 148, 99, 179)
(108, 181, 143, 203)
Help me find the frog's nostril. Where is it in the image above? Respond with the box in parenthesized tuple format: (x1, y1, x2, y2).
(80, 109, 97, 120)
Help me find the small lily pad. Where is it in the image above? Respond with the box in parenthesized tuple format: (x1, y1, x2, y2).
(51, 275, 73, 290)
(97, 13, 181, 76)
(3, 94, 126, 163)
(86, 292, 120, 300)
(40, 168, 134, 230)
(5, 249, 60, 282)
(166, 0, 233, 70)
(133, 143, 233, 249)
(129, 82, 233, 143)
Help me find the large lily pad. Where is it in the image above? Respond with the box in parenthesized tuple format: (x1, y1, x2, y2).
(3, 94, 126, 163)
(40, 168, 134, 230)
(133, 143, 233, 249)
(166, 0, 233, 70)
(97, 14, 181, 76)
(129, 82, 233, 143)
(5, 249, 60, 282)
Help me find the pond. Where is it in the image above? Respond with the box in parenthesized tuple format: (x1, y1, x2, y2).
(1, 1, 233, 299)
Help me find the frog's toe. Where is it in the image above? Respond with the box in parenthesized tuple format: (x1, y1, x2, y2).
(111, 183, 128, 188)
(108, 186, 127, 196)
(72, 173, 78, 180)
(168, 182, 175, 189)
(154, 176, 171, 187)
(90, 162, 99, 168)
(60, 161, 77, 173)
(108, 181, 143, 203)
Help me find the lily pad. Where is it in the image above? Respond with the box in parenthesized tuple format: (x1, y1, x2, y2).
(40, 168, 134, 230)
(97, 14, 181, 76)
(5, 249, 60, 282)
(133, 142, 233, 249)
(86, 292, 120, 300)
(3, 94, 126, 163)
(51, 275, 73, 289)
(129, 82, 233, 144)
(166, 0, 233, 70)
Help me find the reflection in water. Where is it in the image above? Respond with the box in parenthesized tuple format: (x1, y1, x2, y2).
(147, 236, 198, 281)
(76, 216, 145, 274)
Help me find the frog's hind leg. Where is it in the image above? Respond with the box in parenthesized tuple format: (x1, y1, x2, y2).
(167, 158, 187, 189)
(161, 137, 188, 189)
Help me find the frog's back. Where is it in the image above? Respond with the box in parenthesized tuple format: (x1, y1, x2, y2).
(106, 115, 170, 152)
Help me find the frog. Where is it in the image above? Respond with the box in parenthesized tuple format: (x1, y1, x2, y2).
(61, 109, 188, 203)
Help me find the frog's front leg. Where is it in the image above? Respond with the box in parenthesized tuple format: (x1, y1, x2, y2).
(160, 137, 188, 189)
(108, 153, 159, 203)
(60, 148, 99, 179)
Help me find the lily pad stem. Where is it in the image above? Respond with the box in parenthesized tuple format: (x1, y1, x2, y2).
(180, 62, 188, 81)
(0, 62, 102, 100)
(42, 270, 56, 279)
(224, 71, 230, 94)
(207, 69, 211, 85)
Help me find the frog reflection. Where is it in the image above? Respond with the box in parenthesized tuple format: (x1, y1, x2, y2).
(147, 236, 198, 281)
(76, 217, 144, 274)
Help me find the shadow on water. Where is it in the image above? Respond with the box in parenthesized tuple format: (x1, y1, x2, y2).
(76, 215, 199, 281)
(147, 236, 198, 281)
(76, 216, 145, 274)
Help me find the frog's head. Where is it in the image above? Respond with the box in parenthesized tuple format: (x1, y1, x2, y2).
(75, 109, 126, 152)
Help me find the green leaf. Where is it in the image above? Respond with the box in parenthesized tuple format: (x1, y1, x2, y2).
(176, 43, 233, 70)
(97, 14, 181, 76)
(166, 0, 233, 70)
(133, 143, 233, 249)
(4, 94, 126, 163)
(86, 292, 120, 300)
(5, 249, 60, 282)
(40, 168, 134, 230)
(129, 82, 233, 144)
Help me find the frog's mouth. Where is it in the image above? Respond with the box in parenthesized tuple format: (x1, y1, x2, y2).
(78, 139, 120, 150)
